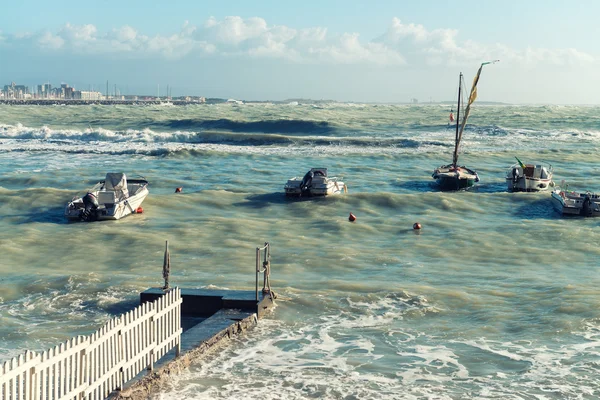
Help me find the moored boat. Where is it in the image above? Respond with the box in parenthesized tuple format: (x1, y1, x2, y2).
(65, 173, 149, 221)
(551, 187, 600, 217)
(506, 158, 554, 192)
(284, 168, 346, 197)
(432, 165, 479, 191)
(432, 60, 498, 191)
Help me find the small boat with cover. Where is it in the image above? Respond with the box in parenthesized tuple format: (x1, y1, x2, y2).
(551, 184, 600, 217)
(432, 61, 498, 190)
(506, 157, 554, 192)
(65, 173, 149, 221)
(284, 168, 346, 197)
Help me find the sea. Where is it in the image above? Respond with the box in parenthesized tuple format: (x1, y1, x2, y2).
(1, 102, 600, 399)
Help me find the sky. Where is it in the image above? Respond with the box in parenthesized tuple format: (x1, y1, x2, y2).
(1, 0, 599, 104)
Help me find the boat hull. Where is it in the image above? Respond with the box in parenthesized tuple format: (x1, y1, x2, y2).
(285, 178, 345, 197)
(432, 165, 479, 191)
(507, 177, 553, 192)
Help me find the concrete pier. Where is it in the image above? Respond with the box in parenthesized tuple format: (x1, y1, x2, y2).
(110, 287, 276, 400)
(140, 287, 275, 319)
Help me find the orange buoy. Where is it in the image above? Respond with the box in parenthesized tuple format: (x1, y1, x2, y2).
(413, 222, 422, 230)
(136, 206, 144, 214)
(175, 187, 183, 193)
(349, 212, 356, 222)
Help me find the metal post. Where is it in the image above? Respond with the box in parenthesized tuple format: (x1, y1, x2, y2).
(163, 241, 170, 290)
(255, 242, 270, 301)
(255, 246, 260, 302)
(262, 242, 270, 293)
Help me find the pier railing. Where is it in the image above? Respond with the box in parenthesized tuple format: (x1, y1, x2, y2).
(0, 287, 182, 400)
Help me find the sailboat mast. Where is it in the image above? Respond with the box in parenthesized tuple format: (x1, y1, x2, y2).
(452, 73, 462, 168)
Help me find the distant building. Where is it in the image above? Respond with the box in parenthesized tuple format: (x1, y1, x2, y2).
(59, 83, 74, 99)
(51, 87, 63, 98)
(37, 83, 52, 98)
(3, 82, 16, 95)
(2, 82, 30, 99)
(73, 91, 104, 100)
(65, 88, 75, 99)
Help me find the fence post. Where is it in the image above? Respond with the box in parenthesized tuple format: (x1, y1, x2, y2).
(78, 340, 86, 400)
(148, 302, 155, 373)
(176, 288, 181, 357)
(118, 315, 124, 391)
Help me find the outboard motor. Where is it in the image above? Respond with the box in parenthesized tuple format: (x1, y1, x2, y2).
(81, 192, 99, 221)
(512, 168, 520, 184)
(300, 170, 314, 194)
(581, 195, 593, 217)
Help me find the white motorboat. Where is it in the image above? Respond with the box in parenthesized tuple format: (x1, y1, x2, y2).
(65, 173, 149, 221)
(551, 187, 600, 217)
(284, 168, 346, 197)
(506, 159, 553, 192)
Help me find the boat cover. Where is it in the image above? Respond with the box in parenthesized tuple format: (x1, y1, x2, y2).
(104, 173, 129, 198)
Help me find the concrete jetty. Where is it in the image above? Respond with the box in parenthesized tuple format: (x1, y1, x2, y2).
(110, 243, 276, 400)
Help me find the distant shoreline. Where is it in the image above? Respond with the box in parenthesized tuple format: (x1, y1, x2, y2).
(0, 99, 509, 106)
(1, 99, 593, 106)
(0, 99, 210, 106)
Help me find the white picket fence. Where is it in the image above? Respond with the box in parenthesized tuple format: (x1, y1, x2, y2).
(0, 288, 182, 400)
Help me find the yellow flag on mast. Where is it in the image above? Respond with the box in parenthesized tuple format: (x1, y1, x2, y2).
(456, 60, 499, 146)
(467, 60, 498, 106)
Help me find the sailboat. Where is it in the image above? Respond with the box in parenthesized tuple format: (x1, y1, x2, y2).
(432, 61, 498, 190)
(156, 84, 173, 106)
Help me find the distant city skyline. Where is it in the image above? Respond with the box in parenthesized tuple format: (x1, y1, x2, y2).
(2, 80, 168, 97)
(1, 80, 209, 102)
(1, 0, 600, 104)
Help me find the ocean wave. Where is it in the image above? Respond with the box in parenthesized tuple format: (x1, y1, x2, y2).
(0, 274, 139, 355)
(2, 119, 600, 158)
(0, 123, 449, 149)
(160, 118, 338, 135)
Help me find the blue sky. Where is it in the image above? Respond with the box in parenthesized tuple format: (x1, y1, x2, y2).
(1, 0, 599, 103)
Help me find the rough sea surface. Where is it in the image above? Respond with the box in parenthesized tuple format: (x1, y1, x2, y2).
(1, 102, 600, 399)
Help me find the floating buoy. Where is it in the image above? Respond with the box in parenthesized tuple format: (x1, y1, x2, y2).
(349, 213, 356, 222)
(175, 187, 183, 193)
(413, 222, 422, 230)
(136, 206, 144, 214)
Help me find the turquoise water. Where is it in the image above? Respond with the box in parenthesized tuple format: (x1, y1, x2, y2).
(1, 103, 600, 399)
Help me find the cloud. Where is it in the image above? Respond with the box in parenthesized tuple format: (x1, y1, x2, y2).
(196, 17, 403, 64)
(377, 17, 597, 68)
(37, 32, 65, 50)
(2, 17, 597, 67)
(201, 16, 268, 46)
